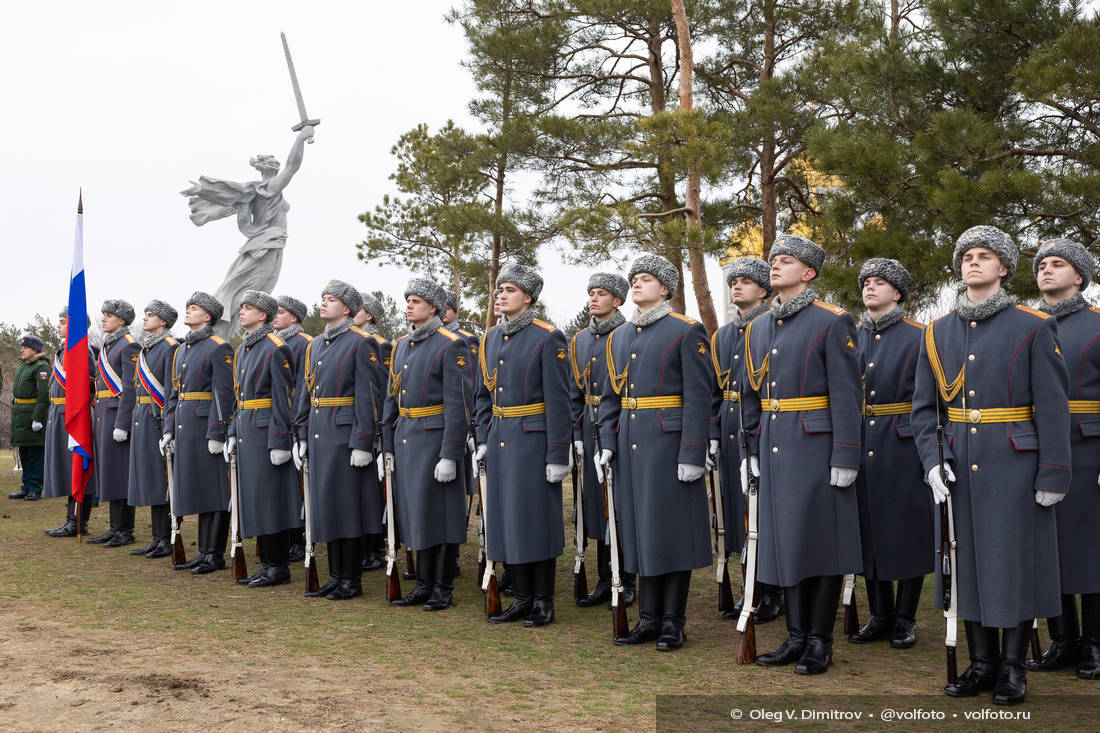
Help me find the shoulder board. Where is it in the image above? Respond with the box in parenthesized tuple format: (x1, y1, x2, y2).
(266, 333, 285, 347)
(436, 327, 460, 341)
(811, 300, 847, 316)
(1091, 307, 1100, 315)
(211, 336, 227, 345)
(1015, 305, 1051, 320)
(349, 326, 370, 338)
(532, 318, 556, 332)
(165, 336, 178, 345)
(373, 333, 388, 344)
(124, 333, 137, 343)
(457, 329, 474, 338)
(932, 311, 956, 325)
(902, 317, 925, 329)
(298, 332, 313, 342)
(669, 312, 698, 324)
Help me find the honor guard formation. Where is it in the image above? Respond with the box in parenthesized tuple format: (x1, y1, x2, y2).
(26, 227, 1100, 706)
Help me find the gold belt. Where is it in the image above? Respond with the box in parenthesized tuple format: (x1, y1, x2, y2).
(137, 396, 153, 405)
(179, 392, 212, 401)
(95, 389, 118, 399)
(311, 396, 355, 407)
(862, 401, 912, 417)
(239, 398, 272, 410)
(492, 402, 546, 418)
(763, 396, 830, 412)
(722, 390, 740, 403)
(14, 397, 37, 404)
(584, 395, 601, 406)
(399, 404, 444, 418)
(1069, 400, 1100, 414)
(621, 396, 684, 410)
(947, 406, 1034, 424)
(51, 397, 65, 406)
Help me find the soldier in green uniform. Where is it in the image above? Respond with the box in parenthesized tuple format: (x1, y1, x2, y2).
(9, 334, 51, 500)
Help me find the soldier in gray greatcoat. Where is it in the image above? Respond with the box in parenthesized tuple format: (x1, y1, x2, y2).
(225, 290, 300, 588)
(161, 292, 235, 575)
(274, 294, 313, 562)
(708, 257, 783, 623)
(444, 290, 481, 533)
(355, 290, 392, 572)
(126, 300, 179, 559)
(740, 236, 863, 675)
(1028, 239, 1100, 681)
(915, 226, 1070, 704)
(89, 299, 141, 548)
(382, 278, 472, 611)
(848, 259, 933, 649)
(595, 255, 714, 651)
(568, 272, 636, 609)
(474, 264, 572, 628)
(43, 308, 97, 537)
(292, 281, 383, 601)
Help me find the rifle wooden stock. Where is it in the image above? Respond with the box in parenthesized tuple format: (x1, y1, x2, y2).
(301, 455, 320, 594)
(612, 597, 629, 639)
(306, 555, 320, 594)
(228, 453, 247, 581)
(485, 574, 502, 618)
(386, 563, 402, 603)
(735, 613, 757, 664)
(574, 559, 588, 602)
(165, 452, 187, 565)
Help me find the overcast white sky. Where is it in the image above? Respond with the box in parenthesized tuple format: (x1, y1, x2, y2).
(0, 1, 725, 335)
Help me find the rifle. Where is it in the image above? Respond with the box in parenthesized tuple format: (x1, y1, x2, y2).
(735, 393, 760, 663)
(936, 397, 959, 685)
(478, 458, 502, 617)
(459, 378, 486, 587)
(1030, 618, 1043, 664)
(842, 573, 860, 636)
(296, 427, 319, 593)
(586, 376, 628, 639)
(373, 389, 401, 603)
(572, 438, 588, 602)
(709, 464, 734, 614)
(214, 390, 247, 581)
(156, 403, 187, 566)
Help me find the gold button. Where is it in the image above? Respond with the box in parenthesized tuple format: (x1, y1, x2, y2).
(629, 384, 634, 390)
(504, 335, 509, 341)
(314, 434, 319, 439)
(499, 360, 504, 365)
(729, 435, 734, 439)
(734, 354, 740, 360)
(777, 320, 783, 325)
(631, 353, 636, 359)
(869, 420, 875, 426)
(971, 464, 978, 472)
(317, 360, 322, 365)
(632, 444, 637, 450)
(772, 446, 778, 453)
(499, 441, 505, 447)
(770, 381, 776, 387)
(315, 409, 319, 415)
(869, 390, 876, 397)
(498, 387, 503, 392)
(178, 425, 182, 429)
(968, 354, 975, 361)
(874, 334, 881, 340)
(729, 407, 734, 413)
(636, 327, 642, 333)
(770, 414, 776, 420)
(401, 389, 406, 394)
(738, 328, 744, 334)
(630, 414, 635, 420)
(968, 390, 975, 397)
(970, 427, 977, 434)
(868, 362, 874, 368)
(970, 321, 977, 328)
(771, 348, 778, 354)
(591, 357, 597, 362)
(868, 451, 874, 457)
(402, 439, 407, 444)
(403, 364, 408, 369)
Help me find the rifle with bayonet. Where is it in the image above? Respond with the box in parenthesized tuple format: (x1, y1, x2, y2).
(295, 426, 319, 593)
(373, 386, 401, 603)
(936, 396, 958, 685)
(155, 394, 187, 566)
(709, 461, 734, 614)
(735, 392, 760, 663)
(213, 389, 247, 580)
(572, 367, 589, 602)
(461, 378, 487, 587)
(586, 376, 628, 638)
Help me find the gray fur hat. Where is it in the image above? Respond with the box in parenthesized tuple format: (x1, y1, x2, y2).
(320, 280, 362, 316)
(101, 299, 136, 325)
(770, 234, 825, 278)
(20, 333, 44, 352)
(186, 291, 224, 323)
(359, 291, 386, 324)
(858, 258, 912, 302)
(58, 306, 92, 327)
(277, 295, 308, 325)
(725, 257, 773, 295)
(241, 289, 278, 322)
(952, 225, 1018, 281)
(445, 291, 459, 313)
(628, 254, 679, 300)
(1033, 238, 1096, 289)
(496, 264, 544, 302)
(144, 299, 178, 328)
(403, 278, 448, 315)
(587, 272, 629, 302)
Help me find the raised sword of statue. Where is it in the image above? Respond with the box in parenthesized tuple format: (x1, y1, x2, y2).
(280, 32, 320, 138)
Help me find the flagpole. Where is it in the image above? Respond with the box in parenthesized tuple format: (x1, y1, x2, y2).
(75, 189, 83, 543)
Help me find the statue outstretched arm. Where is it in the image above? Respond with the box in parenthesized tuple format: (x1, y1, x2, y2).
(268, 125, 314, 194)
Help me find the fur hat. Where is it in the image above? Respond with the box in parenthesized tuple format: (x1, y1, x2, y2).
(186, 291, 224, 324)
(320, 280, 362, 317)
(496, 264, 544, 302)
(144, 299, 178, 328)
(1033, 238, 1096, 289)
(587, 272, 629, 302)
(58, 306, 92, 327)
(277, 295, 308, 325)
(20, 333, 44, 353)
(241, 290, 278, 322)
(403, 278, 448, 316)
(101, 299, 136, 325)
(628, 254, 679, 300)
(725, 257, 773, 295)
(359, 291, 386, 324)
(952, 225, 1018, 281)
(770, 234, 825, 278)
(858, 258, 912, 303)
(445, 291, 459, 314)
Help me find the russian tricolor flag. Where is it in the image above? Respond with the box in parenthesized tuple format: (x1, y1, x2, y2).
(64, 193, 94, 503)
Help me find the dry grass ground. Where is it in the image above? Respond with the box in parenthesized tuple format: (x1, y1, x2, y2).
(0, 452, 1095, 731)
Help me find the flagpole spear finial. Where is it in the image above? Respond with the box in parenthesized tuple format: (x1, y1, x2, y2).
(77, 189, 83, 214)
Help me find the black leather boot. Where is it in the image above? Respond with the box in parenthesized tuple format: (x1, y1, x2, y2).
(145, 505, 172, 558)
(104, 527, 135, 548)
(425, 543, 458, 611)
(657, 571, 691, 651)
(289, 526, 305, 562)
(614, 575, 662, 645)
(251, 530, 292, 587)
(890, 576, 923, 649)
(307, 542, 341, 597)
(524, 559, 557, 627)
(175, 513, 208, 570)
(1078, 593, 1100, 680)
(361, 533, 384, 571)
(754, 584, 784, 623)
(498, 566, 514, 596)
(45, 499, 78, 537)
(210, 510, 230, 557)
(577, 542, 612, 607)
(993, 621, 1030, 704)
(621, 572, 637, 607)
(87, 529, 117, 544)
(191, 513, 227, 574)
(849, 579, 895, 643)
(1029, 594, 1081, 671)
(330, 537, 365, 600)
(192, 552, 226, 574)
(758, 581, 807, 666)
(103, 500, 136, 546)
(394, 545, 435, 606)
(79, 499, 93, 535)
(240, 534, 270, 585)
(489, 563, 533, 623)
(796, 575, 841, 674)
(945, 622, 999, 696)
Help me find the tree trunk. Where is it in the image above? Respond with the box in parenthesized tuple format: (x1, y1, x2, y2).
(759, 5, 778, 258)
(486, 70, 513, 330)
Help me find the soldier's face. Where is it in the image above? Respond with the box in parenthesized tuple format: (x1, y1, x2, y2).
(239, 303, 266, 330)
(1037, 256, 1082, 294)
(272, 307, 296, 330)
(443, 306, 457, 324)
(631, 273, 668, 307)
(497, 283, 531, 317)
(353, 308, 371, 328)
(319, 295, 349, 322)
(588, 288, 621, 318)
(20, 346, 34, 360)
(730, 277, 766, 307)
(861, 276, 900, 310)
(142, 311, 166, 333)
(406, 295, 435, 325)
(960, 248, 1007, 288)
(101, 313, 125, 334)
(770, 255, 814, 290)
(58, 318, 68, 340)
(183, 305, 210, 327)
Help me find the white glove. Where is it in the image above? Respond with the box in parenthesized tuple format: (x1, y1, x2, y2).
(830, 466, 858, 488)
(160, 432, 174, 457)
(926, 463, 955, 504)
(546, 463, 570, 483)
(467, 436, 476, 454)
(350, 449, 374, 468)
(475, 443, 487, 462)
(739, 456, 760, 495)
(208, 439, 225, 456)
(378, 451, 393, 482)
(709, 439, 720, 456)
(434, 457, 457, 483)
(594, 448, 613, 483)
(223, 436, 237, 463)
(31, 420, 43, 432)
(292, 440, 307, 470)
(270, 449, 292, 466)
(573, 440, 585, 459)
(112, 428, 128, 443)
(677, 463, 705, 482)
(1035, 490, 1066, 507)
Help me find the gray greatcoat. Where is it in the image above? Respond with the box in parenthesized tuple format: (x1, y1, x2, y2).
(569, 325, 615, 541)
(93, 333, 140, 501)
(382, 328, 473, 549)
(43, 351, 98, 499)
(127, 335, 178, 507)
(912, 303, 1071, 627)
(598, 311, 714, 577)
